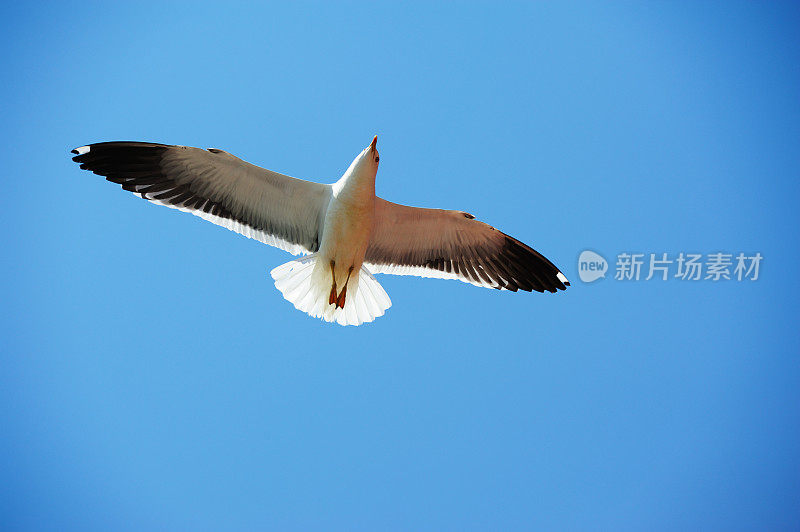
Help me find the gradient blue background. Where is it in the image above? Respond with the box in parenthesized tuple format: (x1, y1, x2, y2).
(3, 2, 798, 530)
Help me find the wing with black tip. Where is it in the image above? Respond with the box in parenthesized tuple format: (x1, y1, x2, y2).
(364, 198, 569, 293)
(71, 141, 331, 255)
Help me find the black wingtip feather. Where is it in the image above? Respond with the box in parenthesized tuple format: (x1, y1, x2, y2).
(71, 141, 239, 222)
(498, 233, 569, 293)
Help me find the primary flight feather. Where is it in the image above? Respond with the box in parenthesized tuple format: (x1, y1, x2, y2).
(71, 137, 569, 326)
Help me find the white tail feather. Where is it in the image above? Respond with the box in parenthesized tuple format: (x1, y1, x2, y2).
(270, 254, 391, 326)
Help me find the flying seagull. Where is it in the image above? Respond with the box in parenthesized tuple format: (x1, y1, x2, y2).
(71, 137, 569, 326)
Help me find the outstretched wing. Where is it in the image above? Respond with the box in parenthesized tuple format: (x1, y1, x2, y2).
(71, 141, 332, 255)
(364, 198, 569, 293)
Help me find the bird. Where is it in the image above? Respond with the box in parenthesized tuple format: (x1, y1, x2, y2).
(70, 136, 569, 326)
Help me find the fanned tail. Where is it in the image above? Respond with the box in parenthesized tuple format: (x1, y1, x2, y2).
(270, 254, 391, 326)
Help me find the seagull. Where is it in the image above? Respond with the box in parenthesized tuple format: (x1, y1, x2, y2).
(71, 137, 569, 326)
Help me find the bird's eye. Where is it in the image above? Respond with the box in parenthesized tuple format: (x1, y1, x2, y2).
(375, 156, 379, 163)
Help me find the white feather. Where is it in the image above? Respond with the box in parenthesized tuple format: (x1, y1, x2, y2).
(270, 255, 391, 326)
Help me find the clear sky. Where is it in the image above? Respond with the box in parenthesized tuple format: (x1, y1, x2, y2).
(2, 2, 799, 530)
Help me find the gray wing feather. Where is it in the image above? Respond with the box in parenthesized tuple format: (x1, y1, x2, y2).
(72, 142, 332, 255)
(364, 198, 569, 293)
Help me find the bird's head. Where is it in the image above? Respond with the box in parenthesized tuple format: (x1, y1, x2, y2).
(368, 134, 379, 163)
(344, 135, 380, 179)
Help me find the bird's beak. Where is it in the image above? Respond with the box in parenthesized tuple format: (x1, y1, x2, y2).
(370, 135, 378, 151)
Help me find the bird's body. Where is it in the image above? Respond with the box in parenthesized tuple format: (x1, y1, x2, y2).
(300, 137, 380, 322)
(321, 140, 378, 296)
(71, 136, 568, 326)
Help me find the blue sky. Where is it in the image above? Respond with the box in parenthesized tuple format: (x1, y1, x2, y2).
(2, 2, 799, 530)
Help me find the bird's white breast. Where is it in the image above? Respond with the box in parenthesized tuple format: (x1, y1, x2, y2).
(318, 165, 377, 269)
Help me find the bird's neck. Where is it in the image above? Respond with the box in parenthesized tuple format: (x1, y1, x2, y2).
(333, 165, 376, 204)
